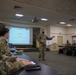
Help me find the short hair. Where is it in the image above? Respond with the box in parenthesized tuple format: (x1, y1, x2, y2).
(0, 27, 9, 36)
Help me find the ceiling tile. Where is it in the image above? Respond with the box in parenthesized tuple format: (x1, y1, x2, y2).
(28, 0, 47, 7)
(0, 0, 76, 26)
(13, 0, 31, 4)
(54, 0, 76, 16)
(41, 0, 65, 9)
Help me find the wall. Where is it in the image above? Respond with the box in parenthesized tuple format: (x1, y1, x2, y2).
(49, 26, 67, 44)
(49, 26, 76, 44)
(66, 27, 76, 44)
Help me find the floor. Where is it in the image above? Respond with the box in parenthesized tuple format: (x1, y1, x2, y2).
(24, 51, 76, 75)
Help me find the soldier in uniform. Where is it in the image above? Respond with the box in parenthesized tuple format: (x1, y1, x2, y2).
(37, 29, 55, 61)
(65, 40, 71, 46)
(0, 27, 24, 75)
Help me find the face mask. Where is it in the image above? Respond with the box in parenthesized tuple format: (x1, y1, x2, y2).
(42, 31, 45, 34)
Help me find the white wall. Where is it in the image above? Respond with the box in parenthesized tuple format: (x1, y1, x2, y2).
(46, 26, 76, 45)
(66, 27, 76, 44)
(49, 26, 67, 44)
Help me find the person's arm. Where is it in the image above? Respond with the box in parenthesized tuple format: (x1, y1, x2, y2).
(46, 36, 55, 40)
(7, 47, 12, 55)
(0, 38, 11, 54)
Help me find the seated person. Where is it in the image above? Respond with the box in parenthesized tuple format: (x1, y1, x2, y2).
(0, 27, 32, 75)
(63, 40, 71, 54)
(65, 40, 71, 46)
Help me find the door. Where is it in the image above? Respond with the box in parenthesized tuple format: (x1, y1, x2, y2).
(57, 36, 63, 45)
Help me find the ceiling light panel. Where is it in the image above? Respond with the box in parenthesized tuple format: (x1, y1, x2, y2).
(59, 22, 66, 24)
(41, 18, 48, 21)
(15, 14, 23, 17)
(67, 24, 72, 26)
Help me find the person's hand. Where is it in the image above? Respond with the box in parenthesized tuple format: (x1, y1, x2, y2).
(10, 52, 12, 55)
(51, 36, 55, 39)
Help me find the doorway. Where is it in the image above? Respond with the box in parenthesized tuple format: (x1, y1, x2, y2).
(57, 36, 63, 45)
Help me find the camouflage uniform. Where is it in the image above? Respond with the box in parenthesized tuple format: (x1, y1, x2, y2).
(0, 37, 24, 75)
(38, 34, 52, 60)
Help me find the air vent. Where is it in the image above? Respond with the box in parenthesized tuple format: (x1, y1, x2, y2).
(14, 5, 22, 9)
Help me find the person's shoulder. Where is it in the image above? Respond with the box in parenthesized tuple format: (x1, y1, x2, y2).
(0, 37, 5, 40)
(0, 38, 4, 45)
(38, 33, 42, 36)
(38, 33, 46, 37)
(0, 37, 6, 43)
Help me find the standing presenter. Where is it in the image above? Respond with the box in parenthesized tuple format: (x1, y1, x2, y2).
(37, 29, 55, 61)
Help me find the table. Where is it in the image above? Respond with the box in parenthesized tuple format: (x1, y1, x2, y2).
(12, 53, 60, 75)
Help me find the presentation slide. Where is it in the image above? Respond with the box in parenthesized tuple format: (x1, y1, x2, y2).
(9, 27, 33, 45)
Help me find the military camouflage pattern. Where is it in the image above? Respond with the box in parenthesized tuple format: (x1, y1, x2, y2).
(0, 36, 24, 75)
(38, 33, 52, 60)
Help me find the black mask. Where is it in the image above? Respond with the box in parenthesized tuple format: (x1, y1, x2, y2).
(42, 31, 45, 34)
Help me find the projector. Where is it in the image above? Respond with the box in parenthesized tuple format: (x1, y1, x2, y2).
(32, 17, 38, 23)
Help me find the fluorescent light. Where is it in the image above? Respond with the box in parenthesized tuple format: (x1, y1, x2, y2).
(59, 22, 66, 24)
(41, 18, 48, 21)
(15, 14, 23, 17)
(67, 24, 72, 26)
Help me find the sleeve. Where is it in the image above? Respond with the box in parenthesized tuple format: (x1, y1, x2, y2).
(46, 36, 52, 40)
(0, 39, 7, 53)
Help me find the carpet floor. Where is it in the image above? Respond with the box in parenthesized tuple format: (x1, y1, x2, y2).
(24, 51, 76, 75)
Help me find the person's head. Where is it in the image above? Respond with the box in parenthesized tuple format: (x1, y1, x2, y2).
(67, 40, 69, 43)
(41, 29, 45, 34)
(0, 27, 9, 39)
